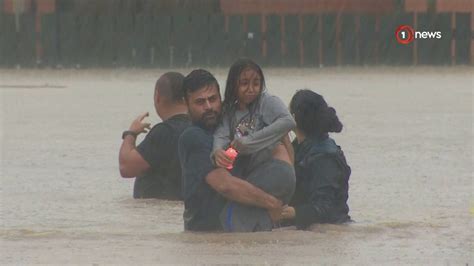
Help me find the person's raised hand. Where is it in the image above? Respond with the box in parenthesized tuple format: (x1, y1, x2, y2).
(214, 149, 233, 168)
(129, 112, 151, 135)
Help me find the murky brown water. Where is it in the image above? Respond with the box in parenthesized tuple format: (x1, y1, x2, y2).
(1, 67, 472, 264)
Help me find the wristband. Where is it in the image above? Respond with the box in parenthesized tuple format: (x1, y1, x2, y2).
(122, 130, 138, 140)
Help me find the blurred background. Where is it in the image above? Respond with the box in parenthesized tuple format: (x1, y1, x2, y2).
(0, 0, 472, 68)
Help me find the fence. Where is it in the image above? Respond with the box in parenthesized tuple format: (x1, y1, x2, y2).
(0, 0, 472, 67)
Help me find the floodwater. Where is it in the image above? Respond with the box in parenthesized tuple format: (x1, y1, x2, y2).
(1, 67, 472, 265)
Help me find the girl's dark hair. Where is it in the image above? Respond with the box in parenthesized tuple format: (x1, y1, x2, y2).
(223, 58, 266, 114)
(289, 89, 343, 137)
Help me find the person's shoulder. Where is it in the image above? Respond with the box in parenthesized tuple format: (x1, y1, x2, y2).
(310, 138, 339, 154)
(179, 126, 211, 147)
(146, 122, 173, 138)
(259, 91, 274, 103)
(260, 91, 280, 101)
(305, 138, 345, 165)
(258, 91, 294, 125)
(259, 91, 286, 109)
(163, 114, 192, 133)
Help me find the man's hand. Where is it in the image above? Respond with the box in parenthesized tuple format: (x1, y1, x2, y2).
(281, 205, 296, 219)
(267, 198, 284, 222)
(268, 207, 283, 222)
(214, 149, 233, 168)
(129, 112, 151, 135)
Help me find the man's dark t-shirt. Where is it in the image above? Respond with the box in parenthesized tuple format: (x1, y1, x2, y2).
(134, 114, 190, 199)
(178, 126, 225, 231)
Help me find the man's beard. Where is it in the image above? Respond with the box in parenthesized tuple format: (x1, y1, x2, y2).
(193, 110, 221, 131)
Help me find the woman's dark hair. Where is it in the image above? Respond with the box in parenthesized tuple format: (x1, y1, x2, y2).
(223, 58, 266, 114)
(289, 89, 343, 137)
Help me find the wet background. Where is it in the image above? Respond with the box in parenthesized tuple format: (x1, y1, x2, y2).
(0, 67, 472, 264)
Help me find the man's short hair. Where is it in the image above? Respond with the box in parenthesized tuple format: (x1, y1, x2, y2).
(155, 72, 185, 103)
(182, 69, 220, 101)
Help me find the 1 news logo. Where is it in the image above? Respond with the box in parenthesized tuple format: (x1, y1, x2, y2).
(395, 25, 442, 45)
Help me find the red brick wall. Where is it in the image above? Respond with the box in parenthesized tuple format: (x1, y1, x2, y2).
(3, 0, 32, 13)
(405, 0, 428, 12)
(3, 0, 55, 14)
(37, 0, 55, 13)
(220, 0, 395, 15)
(437, 0, 474, 12)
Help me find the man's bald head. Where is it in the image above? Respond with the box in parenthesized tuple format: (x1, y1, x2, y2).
(155, 72, 185, 104)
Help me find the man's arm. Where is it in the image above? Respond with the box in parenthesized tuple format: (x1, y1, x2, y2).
(119, 112, 151, 178)
(205, 168, 282, 210)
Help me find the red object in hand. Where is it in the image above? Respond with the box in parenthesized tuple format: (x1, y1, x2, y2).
(224, 147, 238, 170)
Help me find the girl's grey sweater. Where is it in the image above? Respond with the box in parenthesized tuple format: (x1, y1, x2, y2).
(212, 92, 296, 160)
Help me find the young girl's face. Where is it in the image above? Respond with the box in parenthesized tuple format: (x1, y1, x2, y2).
(237, 67, 262, 106)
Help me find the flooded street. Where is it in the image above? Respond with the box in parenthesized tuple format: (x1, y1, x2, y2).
(1, 67, 472, 264)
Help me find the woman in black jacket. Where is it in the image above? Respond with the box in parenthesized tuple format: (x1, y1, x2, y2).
(281, 89, 351, 229)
